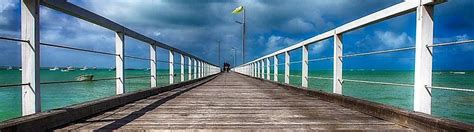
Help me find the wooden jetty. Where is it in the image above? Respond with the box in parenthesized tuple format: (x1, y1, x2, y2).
(2, 72, 472, 131)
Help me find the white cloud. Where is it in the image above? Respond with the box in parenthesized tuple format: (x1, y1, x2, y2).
(375, 31, 413, 48)
(455, 34, 469, 41)
(264, 35, 298, 54)
(435, 34, 473, 51)
(0, 0, 15, 13)
(0, 0, 16, 25)
(310, 41, 329, 54)
(283, 18, 314, 33)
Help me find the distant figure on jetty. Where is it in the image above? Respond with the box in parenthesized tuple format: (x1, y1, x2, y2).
(223, 63, 230, 72)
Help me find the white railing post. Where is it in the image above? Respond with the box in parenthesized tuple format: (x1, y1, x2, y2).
(256, 61, 260, 78)
(198, 61, 202, 78)
(150, 45, 156, 87)
(252, 63, 257, 77)
(266, 58, 270, 80)
(180, 55, 184, 82)
(21, 0, 41, 115)
(302, 45, 309, 88)
(193, 59, 197, 79)
(285, 51, 290, 84)
(203, 63, 206, 77)
(200, 61, 203, 77)
(188, 57, 192, 80)
(169, 51, 174, 84)
(333, 32, 343, 94)
(414, 4, 434, 114)
(274, 56, 278, 82)
(253, 63, 256, 77)
(197, 61, 200, 78)
(261, 60, 265, 79)
(115, 32, 125, 95)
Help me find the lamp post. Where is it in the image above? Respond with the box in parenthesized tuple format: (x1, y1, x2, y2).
(231, 48, 236, 67)
(233, 6, 246, 65)
(217, 40, 221, 68)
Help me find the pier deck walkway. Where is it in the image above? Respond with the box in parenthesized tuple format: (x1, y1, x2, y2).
(56, 72, 411, 131)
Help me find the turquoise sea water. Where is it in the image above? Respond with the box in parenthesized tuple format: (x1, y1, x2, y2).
(0, 69, 473, 124)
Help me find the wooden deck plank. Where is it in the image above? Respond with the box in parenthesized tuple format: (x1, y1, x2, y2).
(55, 72, 412, 131)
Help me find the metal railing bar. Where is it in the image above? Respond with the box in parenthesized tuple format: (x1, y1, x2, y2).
(288, 74, 302, 77)
(125, 75, 152, 79)
(0, 83, 29, 88)
(429, 39, 474, 47)
(344, 79, 414, 87)
(428, 86, 474, 92)
(308, 57, 333, 62)
(289, 61, 303, 64)
(124, 55, 152, 61)
(0, 36, 29, 43)
(307, 76, 333, 80)
(342, 46, 415, 58)
(40, 42, 117, 56)
(156, 60, 171, 64)
(40, 77, 118, 85)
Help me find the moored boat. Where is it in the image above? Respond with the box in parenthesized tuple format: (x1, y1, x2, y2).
(49, 67, 59, 71)
(76, 74, 94, 81)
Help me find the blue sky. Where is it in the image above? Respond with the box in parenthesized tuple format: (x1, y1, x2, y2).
(0, 0, 473, 70)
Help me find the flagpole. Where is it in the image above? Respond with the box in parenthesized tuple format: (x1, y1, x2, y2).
(242, 8, 246, 64)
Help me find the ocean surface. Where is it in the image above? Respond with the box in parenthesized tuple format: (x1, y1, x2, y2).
(0, 69, 473, 124)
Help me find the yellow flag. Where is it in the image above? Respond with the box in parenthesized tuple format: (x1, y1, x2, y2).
(232, 6, 244, 14)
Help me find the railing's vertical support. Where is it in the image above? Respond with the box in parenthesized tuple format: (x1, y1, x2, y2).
(115, 32, 125, 95)
(285, 51, 290, 84)
(188, 57, 192, 80)
(302, 45, 309, 88)
(202, 63, 205, 77)
(200, 61, 203, 77)
(253, 63, 256, 77)
(180, 54, 184, 82)
(198, 61, 202, 78)
(193, 59, 197, 79)
(257, 62, 260, 78)
(333, 32, 343, 94)
(274, 56, 278, 82)
(266, 58, 270, 80)
(414, 4, 434, 114)
(197, 61, 200, 78)
(21, 0, 41, 115)
(169, 51, 174, 84)
(150, 45, 156, 88)
(261, 60, 265, 79)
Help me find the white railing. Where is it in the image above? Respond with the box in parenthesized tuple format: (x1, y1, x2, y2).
(0, 0, 220, 116)
(233, 0, 474, 115)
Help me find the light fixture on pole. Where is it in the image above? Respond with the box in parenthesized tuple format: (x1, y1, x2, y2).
(217, 40, 221, 67)
(232, 6, 245, 65)
(231, 47, 236, 67)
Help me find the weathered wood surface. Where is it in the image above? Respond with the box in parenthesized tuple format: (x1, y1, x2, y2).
(55, 72, 411, 131)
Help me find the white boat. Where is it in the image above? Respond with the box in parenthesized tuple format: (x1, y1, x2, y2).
(67, 66, 75, 71)
(61, 66, 75, 72)
(80, 66, 88, 71)
(92, 66, 97, 70)
(450, 72, 466, 75)
(76, 74, 94, 81)
(49, 67, 59, 71)
(108, 67, 116, 71)
(7, 66, 12, 70)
